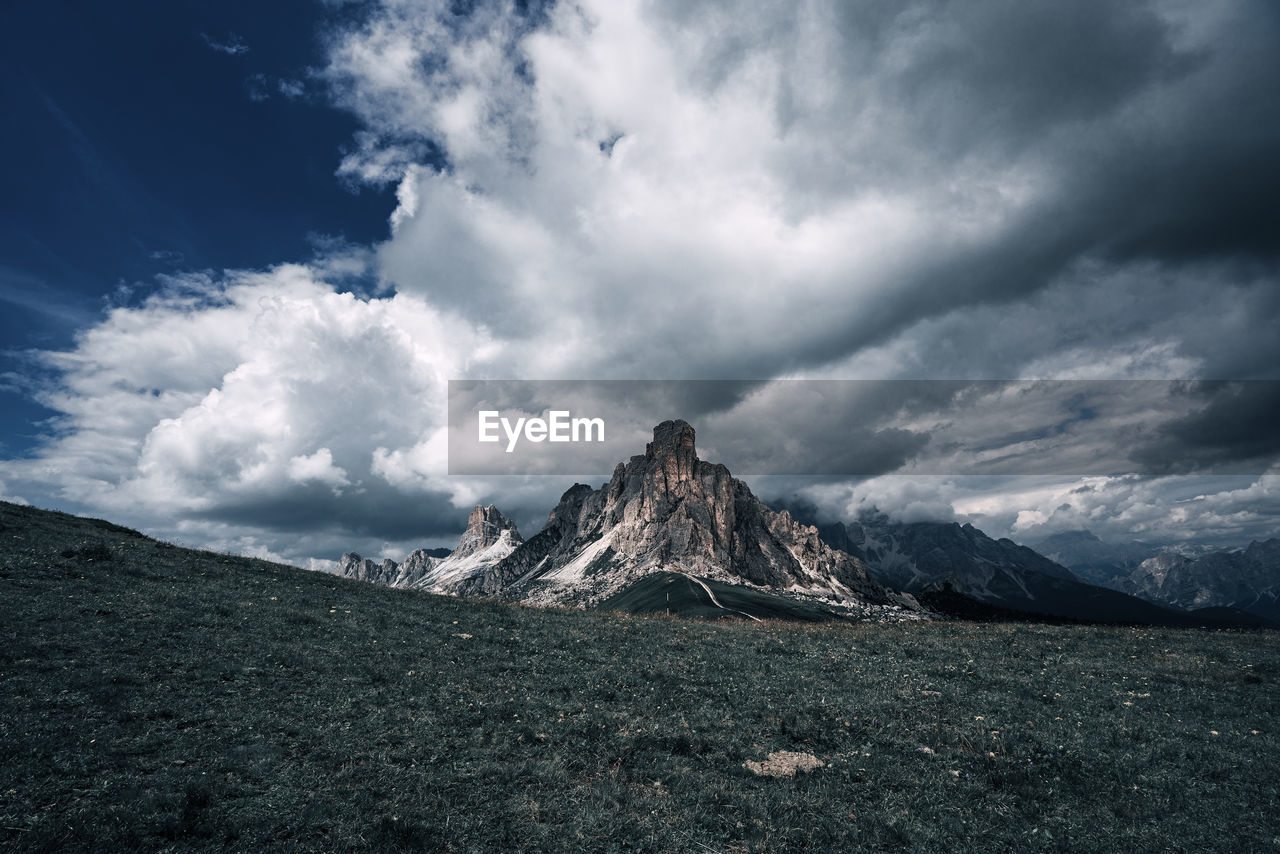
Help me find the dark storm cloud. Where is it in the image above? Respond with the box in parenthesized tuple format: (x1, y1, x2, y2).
(649, 0, 1280, 379)
(448, 380, 1280, 476)
(194, 485, 467, 541)
(1132, 381, 1280, 473)
(873, 2, 1279, 361)
(839, 1, 1193, 153)
(839, 0, 1280, 265)
(338, 0, 1280, 388)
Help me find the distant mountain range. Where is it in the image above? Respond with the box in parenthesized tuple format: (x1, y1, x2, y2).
(340, 505, 521, 591)
(338, 420, 1274, 628)
(813, 514, 1272, 627)
(1031, 529, 1161, 588)
(1033, 530, 1280, 623)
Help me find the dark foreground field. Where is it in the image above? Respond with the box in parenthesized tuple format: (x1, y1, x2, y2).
(1, 501, 1277, 852)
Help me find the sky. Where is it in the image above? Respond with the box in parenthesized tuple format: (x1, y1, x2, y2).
(1, 0, 1277, 569)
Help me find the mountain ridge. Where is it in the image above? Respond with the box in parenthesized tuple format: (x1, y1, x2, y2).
(338, 503, 524, 594)
(334, 424, 1274, 627)
(801, 513, 1273, 627)
(464, 420, 921, 618)
(341, 420, 924, 621)
(1028, 529, 1280, 622)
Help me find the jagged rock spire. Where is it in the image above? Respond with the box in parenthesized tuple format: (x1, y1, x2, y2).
(453, 504, 521, 558)
(645, 419, 699, 486)
(456, 420, 913, 611)
(339, 421, 921, 619)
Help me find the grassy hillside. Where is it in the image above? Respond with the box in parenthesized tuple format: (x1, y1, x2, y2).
(1, 501, 1277, 852)
(601, 572, 841, 622)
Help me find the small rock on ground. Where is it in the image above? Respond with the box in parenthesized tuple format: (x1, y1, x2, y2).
(743, 751, 825, 778)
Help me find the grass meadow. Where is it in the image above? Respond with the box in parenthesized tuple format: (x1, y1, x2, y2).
(1, 501, 1277, 852)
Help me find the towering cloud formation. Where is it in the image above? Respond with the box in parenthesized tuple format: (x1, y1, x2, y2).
(2, 0, 1278, 563)
(325, 0, 1280, 379)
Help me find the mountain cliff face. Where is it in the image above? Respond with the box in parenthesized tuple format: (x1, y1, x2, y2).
(338, 504, 522, 593)
(409, 505, 524, 593)
(336, 554, 405, 586)
(338, 420, 922, 619)
(1125, 539, 1280, 621)
(459, 421, 917, 617)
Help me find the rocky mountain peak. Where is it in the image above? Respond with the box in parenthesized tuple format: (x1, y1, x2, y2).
(548, 484, 594, 527)
(337, 420, 925, 619)
(643, 419, 700, 487)
(453, 504, 521, 558)
(338, 504, 523, 593)
(449, 419, 919, 614)
(647, 419, 696, 457)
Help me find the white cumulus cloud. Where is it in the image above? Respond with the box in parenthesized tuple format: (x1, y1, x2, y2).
(5, 0, 1278, 565)
(0, 264, 518, 562)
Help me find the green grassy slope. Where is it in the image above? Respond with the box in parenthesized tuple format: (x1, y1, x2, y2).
(600, 572, 839, 622)
(602, 571, 727, 619)
(1, 500, 1277, 852)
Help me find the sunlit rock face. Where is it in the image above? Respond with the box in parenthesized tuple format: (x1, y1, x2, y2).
(458, 420, 911, 612)
(337, 504, 523, 593)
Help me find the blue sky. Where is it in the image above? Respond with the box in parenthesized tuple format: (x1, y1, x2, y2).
(0, 0, 1277, 567)
(0, 0, 392, 453)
